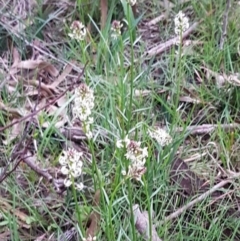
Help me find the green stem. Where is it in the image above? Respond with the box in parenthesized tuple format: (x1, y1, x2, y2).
(71, 178, 84, 234)
(89, 139, 101, 190)
(107, 179, 126, 239)
(173, 31, 184, 123)
(127, 179, 137, 241)
(143, 176, 152, 240)
(119, 36, 126, 133)
(126, 3, 135, 132)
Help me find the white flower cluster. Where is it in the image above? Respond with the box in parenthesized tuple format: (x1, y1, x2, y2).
(73, 83, 94, 139)
(117, 135, 148, 182)
(148, 127, 172, 147)
(59, 148, 84, 190)
(111, 20, 123, 39)
(174, 11, 189, 36)
(68, 21, 87, 41)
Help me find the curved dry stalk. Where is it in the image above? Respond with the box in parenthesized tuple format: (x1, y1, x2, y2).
(219, 0, 231, 50)
(156, 171, 240, 227)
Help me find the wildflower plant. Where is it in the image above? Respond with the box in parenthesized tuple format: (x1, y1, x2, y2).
(111, 20, 123, 40)
(68, 21, 87, 41)
(73, 83, 94, 139)
(117, 135, 148, 182)
(172, 11, 189, 117)
(59, 148, 84, 190)
(174, 11, 189, 46)
(174, 11, 189, 36)
(148, 127, 172, 147)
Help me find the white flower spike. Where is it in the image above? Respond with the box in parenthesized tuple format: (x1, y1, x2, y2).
(148, 127, 172, 147)
(111, 20, 123, 39)
(73, 83, 94, 139)
(59, 148, 84, 190)
(118, 135, 148, 182)
(68, 21, 87, 41)
(174, 11, 189, 36)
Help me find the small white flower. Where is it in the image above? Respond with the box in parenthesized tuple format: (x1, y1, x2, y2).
(86, 131, 93, 139)
(88, 117, 94, 124)
(59, 149, 82, 166)
(83, 234, 97, 241)
(59, 155, 68, 166)
(124, 135, 130, 146)
(84, 119, 94, 139)
(142, 147, 148, 158)
(174, 11, 189, 36)
(125, 140, 148, 163)
(148, 127, 172, 147)
(71, 167, 82, 178)
(121, 170, 127, 176)
(116, 135, 132, 149)
(64, 178, 72, 187)
(126, 0, 137, 6)
(68, 21, 87, 41)
(127, 165, 146, 182)
(75, 182, 84, 191)
(116, 139, 124, 148)
(73, 107, 91, 122)
(61, 166, 69, 175)
(111, 20, 123, 39)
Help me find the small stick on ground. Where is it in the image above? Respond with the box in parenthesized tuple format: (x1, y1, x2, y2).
(219, 0, 231, 50)
(156, 171, 240, 227)
(176, 123, 240, 135)
(22, 155, 53, 182)
(146, 13, 167, 26)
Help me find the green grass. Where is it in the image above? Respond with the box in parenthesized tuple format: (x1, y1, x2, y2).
(1, 0, 240, 240)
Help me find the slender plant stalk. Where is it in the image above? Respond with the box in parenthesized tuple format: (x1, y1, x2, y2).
(127, 179, 137, 241)
(71, 178, 84, 234)
(143, 174, 153, 240)
(173, 31, 184, 124)
(124, 4, 137, 241)
(127, 4, 135, 133)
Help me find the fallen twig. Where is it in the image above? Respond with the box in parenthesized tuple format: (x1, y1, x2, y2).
(146, 13, 167, 26)
(176, 123, 240, 135)
(23, 155, 53, 182)
(156, 171, 240, 227)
